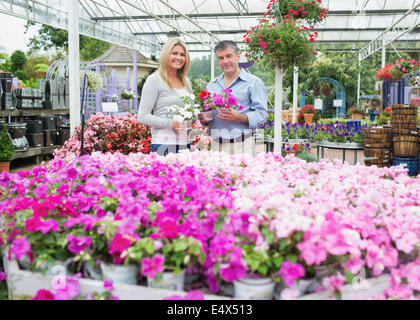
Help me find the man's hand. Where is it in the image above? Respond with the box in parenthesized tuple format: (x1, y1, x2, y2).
(217, 109, 248, 124)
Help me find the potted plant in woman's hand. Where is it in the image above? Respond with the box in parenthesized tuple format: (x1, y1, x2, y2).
(0, 123, 15, 173)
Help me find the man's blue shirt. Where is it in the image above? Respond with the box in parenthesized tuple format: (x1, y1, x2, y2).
(206, 69, 268, 139)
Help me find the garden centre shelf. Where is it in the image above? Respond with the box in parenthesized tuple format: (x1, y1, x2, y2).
(0, 109, 69, 117)
(12, 146, 61, 162)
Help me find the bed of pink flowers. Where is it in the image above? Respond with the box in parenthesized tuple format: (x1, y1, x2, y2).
(0, 150, 419, 300)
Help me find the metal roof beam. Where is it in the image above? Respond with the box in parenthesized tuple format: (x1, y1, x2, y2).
(91, 9, 420, 21)
(0, 0, 159, 55)
(134, 27, 417, 35)
(359, 3, 420, 61)
(119, 0, 212, 48)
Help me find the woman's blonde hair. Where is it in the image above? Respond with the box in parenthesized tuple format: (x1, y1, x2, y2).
(158, 38, 192, 93)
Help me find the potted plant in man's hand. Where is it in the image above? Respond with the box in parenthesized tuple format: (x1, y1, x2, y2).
(0, 123, 15, 173)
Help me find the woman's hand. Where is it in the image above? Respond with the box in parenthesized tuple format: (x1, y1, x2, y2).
(172, 121, 187, 133)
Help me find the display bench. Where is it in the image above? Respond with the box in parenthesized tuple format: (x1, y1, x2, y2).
(315, 141, 364, 165)
(12, 146, 62, 163)
(1, 251, 392, 300)
(1, 252, 227, 301)
(0, 109, 70, 117)
(1, 109, 69, 164)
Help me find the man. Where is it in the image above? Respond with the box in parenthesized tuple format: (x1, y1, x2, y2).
(200, 40, 268, 156)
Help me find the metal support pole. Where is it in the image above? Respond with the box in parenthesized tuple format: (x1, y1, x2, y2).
(133, 50, 138, 113)
(211, 39, 215, 80)
(274, 66, 283, 153)
(68, 1, 81, 134)
(293, 66, 298, 123)
(357, 53, 361, 106)
(95, 64, 101, 113)
(381, 37, 386, 68)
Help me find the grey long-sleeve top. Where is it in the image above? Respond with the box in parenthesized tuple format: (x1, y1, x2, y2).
(137, 72, 192, 145)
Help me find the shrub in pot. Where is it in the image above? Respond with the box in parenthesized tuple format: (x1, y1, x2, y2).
(0, 123, 15, 173)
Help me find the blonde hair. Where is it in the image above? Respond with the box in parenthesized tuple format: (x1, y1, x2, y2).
(158, 38, 192, 93)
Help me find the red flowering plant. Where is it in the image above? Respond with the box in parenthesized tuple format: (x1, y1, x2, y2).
(244, 19, 318, 70)
(54, 113, 151, 158)
(297, 104, 321, 124)
(376, 64, 393, 81)
(270, 0, 329, 26)
(243, 0, 328, 70)
(197, 90, 214, 112)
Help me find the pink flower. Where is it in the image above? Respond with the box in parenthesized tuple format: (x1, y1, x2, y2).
(0, 272, 5, 281)
(33, 185, 49, 199)
(38, 219, 59, 234)
(66, 234, 92, 254)
(53, 276, 80, 300)
(109, 233, 133, 256)
(219, 247, 247, 282)
(141, 254, 165, 279)
(104, 280, 114, 291)
(157, 218, 179, 239)
(10, 236, 31, 260)
(280, 261, 305, 286)
(25, 217, 43, 233)
(322, 272, 346, 292)
(297, 240, 327, 266)
(32, 289, 55, 300)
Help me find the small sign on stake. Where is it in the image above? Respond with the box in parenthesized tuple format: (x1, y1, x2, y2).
(314, 99, 323, 110)
(333, 100, 343, 108)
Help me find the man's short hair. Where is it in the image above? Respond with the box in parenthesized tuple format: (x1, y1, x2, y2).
(214, 40, 239, 55)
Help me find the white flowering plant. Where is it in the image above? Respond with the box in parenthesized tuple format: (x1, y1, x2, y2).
(167, 94, 201, 122)
(121, 89, 135, 100)
(82, 71, 103, 93)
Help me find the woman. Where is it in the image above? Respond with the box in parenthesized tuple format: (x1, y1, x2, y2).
(138, 38, 194, 156)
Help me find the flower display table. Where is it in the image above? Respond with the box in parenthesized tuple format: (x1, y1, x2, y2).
(315, 141, 364, 165)
(2, 252, 226, 300)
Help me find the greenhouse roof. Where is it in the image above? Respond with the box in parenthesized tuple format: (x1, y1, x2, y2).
(0, 0, 419, 57)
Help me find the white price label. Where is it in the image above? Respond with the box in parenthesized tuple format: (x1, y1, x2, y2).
(333, 100, 343, 107)
(102, 102, 119, 113)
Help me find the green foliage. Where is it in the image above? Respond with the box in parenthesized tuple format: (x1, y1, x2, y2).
(0, 53, 12, 72)
(20, 78, 39, 89)
(10, 50, 27, 72)
(25, 22, 112, 61)
(187, 55, 274, 90)
(188, 55, 221, 80)
(14, 70, 28, 81)
(0, 124, 14, 162)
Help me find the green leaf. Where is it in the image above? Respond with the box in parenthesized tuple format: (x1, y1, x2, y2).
(153, 272, 163, 284)
(286, 254, 298, 263)
(344, 269, 355, 284)
(174, 240, 188, 252)
(273, 256, 284, 268)
(258, 264, 268, 277)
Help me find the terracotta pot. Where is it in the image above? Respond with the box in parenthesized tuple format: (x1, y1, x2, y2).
(351, 113, 363, 120)
(303, 113, 314, 125)
(0, 161, 10, 173)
